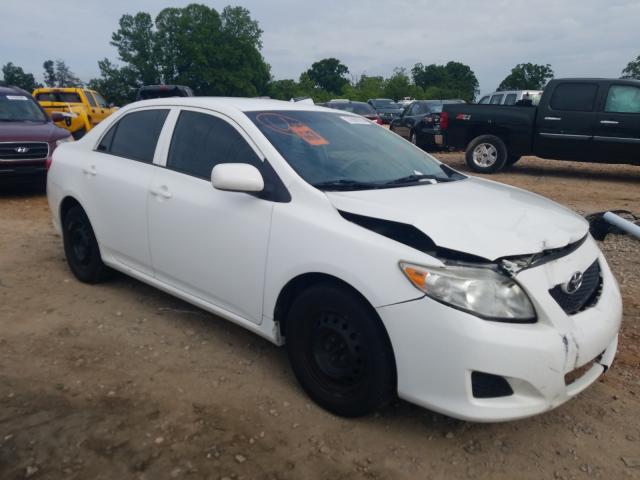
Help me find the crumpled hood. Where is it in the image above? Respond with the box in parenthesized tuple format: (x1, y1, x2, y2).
(326, 177, 588, 261)
(0, 121, 68, 143)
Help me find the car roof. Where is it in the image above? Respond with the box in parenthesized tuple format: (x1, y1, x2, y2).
(33, 87, 85, 93)
(126, 96, 340, 114)
(0, 85, 31, 95)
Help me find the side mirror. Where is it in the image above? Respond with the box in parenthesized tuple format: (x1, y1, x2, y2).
(211, 163, 264, 193)
(50, 112, 65, 122)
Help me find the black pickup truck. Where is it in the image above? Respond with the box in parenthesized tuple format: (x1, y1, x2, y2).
(438, 78, 640, 173)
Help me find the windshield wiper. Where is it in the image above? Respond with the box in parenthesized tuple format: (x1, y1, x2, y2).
(312, 179, 382, 191)
(383, 173, 454, 186)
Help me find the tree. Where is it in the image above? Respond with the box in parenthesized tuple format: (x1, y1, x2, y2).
(88, 59, 139, 106)
(411, 61, 479, 102)
(1, 62, 40, 91)
(621, 54, 640, 80)
(96, 4, 270, 99)
(267, 79, 301, 100)
(43, 60, 56, 87)
(383, 68, 414, 101)
(54, 60, 82, 87)
(498, 63, 554, 91)
(305, 58, 350, 95)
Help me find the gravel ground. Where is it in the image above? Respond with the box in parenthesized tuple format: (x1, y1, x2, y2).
(0, 154, 639, 480)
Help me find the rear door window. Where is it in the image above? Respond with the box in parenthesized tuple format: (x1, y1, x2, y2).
(504, 93, 517, 105)
(490, 94, 503, 105)
(167, 110, 261, 179)
(604, 85, 640, 114)
(93, 92, 109, 108)
(478, 96, 490, 104)
(549, 83, 598, 111)
(99, 109, 169, 163)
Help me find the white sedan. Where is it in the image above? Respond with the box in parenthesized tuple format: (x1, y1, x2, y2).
(47, 97, 622, 422)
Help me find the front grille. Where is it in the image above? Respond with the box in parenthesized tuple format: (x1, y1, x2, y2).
(549, 260, 602, 315)
(0, 142, 49, 161)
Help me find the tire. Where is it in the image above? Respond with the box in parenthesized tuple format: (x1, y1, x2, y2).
(285, 283, 396, 417)
(62, 205, 109, 283)
(465, 135, 508, 173)
(506, 155, 521, 166)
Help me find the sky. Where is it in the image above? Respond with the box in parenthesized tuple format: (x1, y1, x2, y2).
(2, 0, 639, 95)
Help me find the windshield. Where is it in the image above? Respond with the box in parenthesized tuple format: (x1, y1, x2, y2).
(0, 93, 47, 122)
(247, 110, 464, 190)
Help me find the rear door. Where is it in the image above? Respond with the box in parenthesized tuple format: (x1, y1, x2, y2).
(82, 90, 100, 126)
(87, 108, 169, 275)
(593, 82, 640, 163)
(534, 82, 600, 161)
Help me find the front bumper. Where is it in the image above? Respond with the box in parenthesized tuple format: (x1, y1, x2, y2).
(377, 237, 622, 422)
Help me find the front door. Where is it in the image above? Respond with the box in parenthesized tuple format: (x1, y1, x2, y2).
(148, 109, 274, 324)
(593, 82, 640, 164)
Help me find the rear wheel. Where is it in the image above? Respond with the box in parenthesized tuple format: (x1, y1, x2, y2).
(465, 135, 508, 173)
(62, 205, 109, 283)
(285, 284, 396, 417)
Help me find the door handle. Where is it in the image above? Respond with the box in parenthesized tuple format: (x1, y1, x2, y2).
(600, 120, 619, 125)
(544, 116, 562, 121)
(82, 165, 97, 176)
(150, 186, 172, 200)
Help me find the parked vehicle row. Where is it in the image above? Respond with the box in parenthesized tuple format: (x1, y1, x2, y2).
(319, 99, 383, 124)
(438, 78, 640, 173)
(367, 98, 404, 124)
(47, 96, 621, 422)
(389, 99, 464, 149)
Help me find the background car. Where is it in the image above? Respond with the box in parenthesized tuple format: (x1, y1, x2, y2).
(0, 85, 72, 186)
(367, 98, 404, 124)
(389, 99, 465, 149)
(324, 99, 383, 124)
(477, 90, 543, 106)
(136, 85, 194, 101)
(33, 87, 117, 139)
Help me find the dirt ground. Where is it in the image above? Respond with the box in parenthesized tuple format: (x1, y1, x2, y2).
(1, 154, 639, 480)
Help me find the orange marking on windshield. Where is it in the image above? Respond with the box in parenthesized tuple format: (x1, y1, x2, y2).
(256, 112, 329, 146)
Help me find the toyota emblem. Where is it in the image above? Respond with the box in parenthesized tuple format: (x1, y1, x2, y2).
(562, 271, 584, 295)
(15, 146, 29, 153)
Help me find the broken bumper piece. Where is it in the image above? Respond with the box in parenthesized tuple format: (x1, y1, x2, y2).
(377, 236, 622, 422)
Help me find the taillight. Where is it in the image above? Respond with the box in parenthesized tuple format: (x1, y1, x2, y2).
(439, 111, 449, 130)
(376, 117, 384, 125)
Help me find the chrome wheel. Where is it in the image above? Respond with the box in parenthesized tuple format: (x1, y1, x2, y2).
(472, 143, 498, 167)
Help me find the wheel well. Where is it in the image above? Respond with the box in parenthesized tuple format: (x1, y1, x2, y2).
(275, 272, 398, 388)
(465, 129, 511, 152)
(60, 196, 82, 223)
(275, 273, 377, 337)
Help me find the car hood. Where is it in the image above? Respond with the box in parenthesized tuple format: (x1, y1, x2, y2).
(0, 121, 68, 142)
(325, 177, 588, 261)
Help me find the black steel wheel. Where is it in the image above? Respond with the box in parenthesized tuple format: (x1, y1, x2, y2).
(285, 283, 396, 417)
(62, 205, 109, 283)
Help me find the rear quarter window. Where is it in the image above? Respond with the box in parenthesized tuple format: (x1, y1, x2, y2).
(549, 83, 598, 112)
(604, 85, 640, 114)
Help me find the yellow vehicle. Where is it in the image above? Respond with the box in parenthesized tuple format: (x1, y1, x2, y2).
(32, 87, 118, 139)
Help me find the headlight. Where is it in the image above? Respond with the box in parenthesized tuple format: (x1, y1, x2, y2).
(400, 262, 536, 322)
(56, 136, 74, 146)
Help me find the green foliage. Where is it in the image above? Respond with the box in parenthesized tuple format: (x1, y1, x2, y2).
(1, 62, 40, 92)
(411, 61, 479, 102)
(305, 58, 350, 95)
(88, 59, 139, 106)
(43, 60, 56, 87)
(621, 54, 640, 80)
(497, 63, 554, 91)
(383, 68, 419, 101)
(91, 3, 270, 103)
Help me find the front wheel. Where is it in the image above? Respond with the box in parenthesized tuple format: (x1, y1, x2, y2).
(285, 284, 396, 417)
(465, 135, 508, 173)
